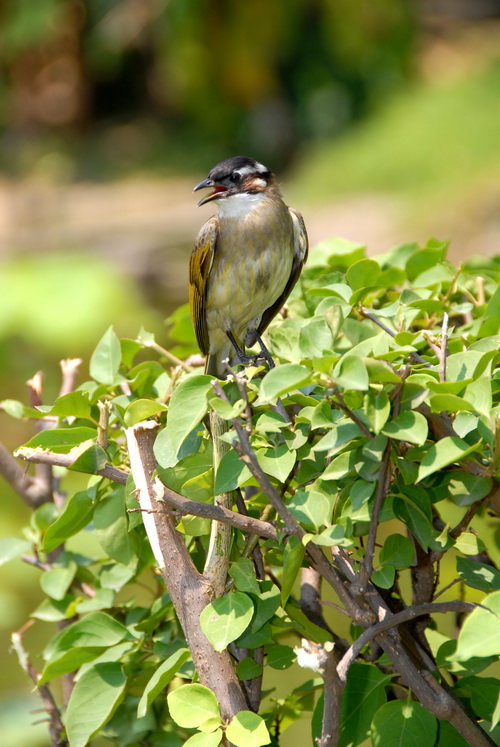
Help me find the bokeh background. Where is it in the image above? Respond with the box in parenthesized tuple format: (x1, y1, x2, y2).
(1, 1, 500, 744)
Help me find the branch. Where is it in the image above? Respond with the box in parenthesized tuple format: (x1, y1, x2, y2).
(360, 442, 392, 584)
(13, 447, 129, 485)
(156, 485, 278, 540)
(337, 601, 476, 682)
(59, 358, 82, 397)
(0, 443, 52, 507)
(221, 400, 369, 624)
(11, 625, 68, 747)
(358, 307, 431, 367)
(125, 421, 247, 720)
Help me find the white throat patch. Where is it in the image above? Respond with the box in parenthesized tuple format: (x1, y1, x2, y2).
(217, 191, 266, 219)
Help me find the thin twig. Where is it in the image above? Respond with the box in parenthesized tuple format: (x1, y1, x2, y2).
(97, 400, 112, 449)
(11, 626, 68, 747)
(358, 307, 431, 367)
(360, 442, 392, 585)
(329, 392, 373, 439)
(156, 486, 278, 540)
(439, 312, 449, 382)
(337, 601, 477, 682)
(140, 338, 194, 372)
(14, 447, 128, 484)
(59, 358, 82, 397)
(433, 577, 462, 601)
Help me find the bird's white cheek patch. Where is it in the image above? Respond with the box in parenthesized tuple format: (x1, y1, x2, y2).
(217, 192, 266, 218)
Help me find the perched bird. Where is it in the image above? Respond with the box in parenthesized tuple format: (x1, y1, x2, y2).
(189, 155, 308, 378)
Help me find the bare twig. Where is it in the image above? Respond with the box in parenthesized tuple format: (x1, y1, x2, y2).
(14, 447, 128, 484)
(439, 312, 449, 382)
(97, 400, 112, 449)
(337, 601, 477, 682)
(140, 338, 194, 372)
(59, 358, 82, 397)
(360, 442, 392, 584)
(433, 577, 462, 601)
(11, 626, 68, 747)
(156, 485, 278, 540)
(329, 392, 373, 439)
(358, 307, 431, 367)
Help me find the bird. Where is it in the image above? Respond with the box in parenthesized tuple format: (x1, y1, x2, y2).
(189, 155, 308, 378)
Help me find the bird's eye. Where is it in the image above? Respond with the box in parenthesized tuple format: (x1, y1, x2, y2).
(229, 172, 241, 183)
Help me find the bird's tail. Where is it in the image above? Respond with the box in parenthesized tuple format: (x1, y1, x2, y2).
(204, 339, 239, 379)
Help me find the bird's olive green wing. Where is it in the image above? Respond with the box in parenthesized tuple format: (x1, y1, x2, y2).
(189, 216, 218, 355)
(257, 207, 309, 336)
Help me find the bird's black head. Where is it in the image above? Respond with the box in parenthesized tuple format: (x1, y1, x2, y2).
(193, 156, 272, 206)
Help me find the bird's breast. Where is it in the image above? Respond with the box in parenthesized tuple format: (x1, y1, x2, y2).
(205, 207, 294, 343)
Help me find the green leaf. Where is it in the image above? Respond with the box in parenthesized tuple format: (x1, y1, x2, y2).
(45, 612, 132, 660)
(346, 258, 380, 291)
(321, 449, 358, 480)
(46, 391, 92, 419)
(69, 443, 108, 474)
(429, 393, 475, 413)
(164, 375, 213, 457)
(40, 562, 77, 600)
(448, 473, 492, 507)
(282, 536, 305, 607)
(457, 676, 500, 722)
(226, 711, 271, 747)
(0, 537, 31, 565)
(167, 683, 220, 728)
(267, 645, 295, 670)
(183, 731, 222, 747)
(214, 449, 250, 494)
(371, 699, 437, 747)
(42, 487, 95, 552)
(456, 557, 500, 593)
(299, 318, 333, 358)
(333, 355, 369, 391)
(199, 592, 254, 652)
(20, 426, 97, 453)
(379, 534, 414, 570)
(39, 647, 105, 685)
(256, 443, 296, 482)
(393, 490, 433, 550)
(237, 657, 263, 681)
(124, 399, 167, 426)
(94, 487, 136, 565)
(137, 643, 190, 717)
(454, 532, 484, 555)
(258, 364, 312, 402)
(65, 662, 127, 747)
(453, 592, 500, 660)
(417, 437, 481, 482)
(229, 558, 261, 596)
(288, 488, 332, 531)
(365, 390, 390, 434)
(250, 583, 281, 632)
(312, 422, 362, 453)
(371, 565, 395, 589)
(90, 327, 122, 385)
(381, 410, 428, 446)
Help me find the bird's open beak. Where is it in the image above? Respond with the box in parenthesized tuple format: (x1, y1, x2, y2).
(193, 178, 228, 206)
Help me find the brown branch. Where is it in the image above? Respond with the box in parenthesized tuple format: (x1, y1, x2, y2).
(359, 442, 392, 585)
(337, 601, 476, 682)
(125, 421, 247, 720)
(11, 625, 68, 747)
(329, 392, 373, 439)
(0, 443, 52, 507)
(13, 447, 128, 484)
(59, 358, 82, 397)
(358, 307, 431, 367)
(97, 400, 112, 449)
(221, 401, 370, 624)
(157, 486, 278, 540)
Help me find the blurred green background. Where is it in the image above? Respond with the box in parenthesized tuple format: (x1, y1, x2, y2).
(1, 1, 500, 744)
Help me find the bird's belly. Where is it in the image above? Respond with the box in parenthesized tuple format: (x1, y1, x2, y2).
(205, 239, 293, 350)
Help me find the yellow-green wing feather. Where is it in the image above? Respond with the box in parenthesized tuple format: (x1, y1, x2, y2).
(189, 216, 218, 355)
(258, 207, 308, 335)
